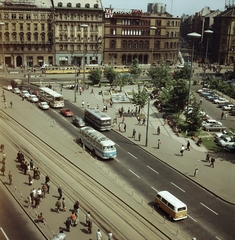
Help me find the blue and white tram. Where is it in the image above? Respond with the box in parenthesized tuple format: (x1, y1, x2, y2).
(78, 126, 116, 159)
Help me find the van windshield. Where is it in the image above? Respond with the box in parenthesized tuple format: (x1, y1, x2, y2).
(178, 207, 186, 211)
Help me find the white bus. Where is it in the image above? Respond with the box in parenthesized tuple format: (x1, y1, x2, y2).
(78, 126, 116, 159)
(39, 87, 64, 108)
(155, 191, 187, 221)
(84, 108, 112, 131)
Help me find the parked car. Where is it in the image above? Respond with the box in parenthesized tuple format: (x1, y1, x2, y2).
(3, 85, 12, 91)
(60, 108, 73, 117)
(28, 94, 39, 103)
(217, 135, 234, 146)
(213, 98, 229, 104)
(20, 90, 30, 99)
(12, 87, 21, 94)
(32, 90, 39, 96)
(225, 144, 235, 153)
(218, 102, 230, 108)
(222, 104, 234, 110)
(38, 102, 50, 110)
(72, 116, 85, 127)
(203, 124, 226, 132)
(202, 119, 222, 127)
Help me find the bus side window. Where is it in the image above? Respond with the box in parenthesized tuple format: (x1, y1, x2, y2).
(162, 198, 167, 205)
(167, 202, 174, 211)
(156, 194, 161, 199)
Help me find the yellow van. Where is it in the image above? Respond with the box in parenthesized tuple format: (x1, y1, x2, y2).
(155, 191, 187, 221)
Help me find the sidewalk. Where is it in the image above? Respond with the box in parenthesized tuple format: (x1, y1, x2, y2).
(59, 83, 235, 204)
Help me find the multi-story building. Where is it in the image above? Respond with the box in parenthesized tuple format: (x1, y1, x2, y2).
(103, 7, 180, 66)
(0, 0, 103, 68)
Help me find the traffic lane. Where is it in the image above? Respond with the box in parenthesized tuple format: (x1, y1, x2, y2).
(0, 184, 43, 240)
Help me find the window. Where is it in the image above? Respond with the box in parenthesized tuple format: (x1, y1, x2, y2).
(64, 35, 68, 41)
(41, 33, 45, 42)
(12, 13, 16, 19)
(64, 14, 67, 20)
(110, 29, 116, 35)
(110, 40, 115, 49)
(12, 32, 16, 41)
(85, 3, 90, 8)
(77, 35, 80, 41)
(67, 2, 72, 7)
(26, 14, 31, 20)
(162, 198, 168, 204)
(134, 40, 138, 49)
(27, 23, 30, 31)
(20, 23, 23, 31)
(128, 40, 132, 49)
(58, 2, 62, 7)
(144, 40, 149, 49)
(4, 13, 9, 19)
(139, 41, 143, 49)
(64, 25, 67, 30)
(59, 24, 62, 31)
(168, 203, 174, 210)
(41, 14, 45, 20)
(34, 24, 38, 31)
(27, 33, 31, 41)
(122, 40, 127, 49)
(59, 34, 62, 41)
(41, 24, 45, 31)
(71, 35, 74, 41)
(12, 23, 16, 31)
(34, 33, 38, 41)
(19, 14, 23, 19)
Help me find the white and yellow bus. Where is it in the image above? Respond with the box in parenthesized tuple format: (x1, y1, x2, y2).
(155, 191, 187, 221)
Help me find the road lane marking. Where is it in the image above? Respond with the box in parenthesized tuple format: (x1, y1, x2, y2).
(151, 187, 159, 192)
(127, 152, 137, 159)
(200, 202, 218, 215)
(129, 169, 140, 178)
(147, 165, 159, 174)
(170, 182, 185, 192)
(215, 236, 221, 240)
(0, 228, 9, 240)
(114, 158, 120, 162)
(187, 214, 197, 222)
(115, 143, 120, 147)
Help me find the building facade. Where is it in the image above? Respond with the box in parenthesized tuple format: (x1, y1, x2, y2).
(103, 7, 180, 66)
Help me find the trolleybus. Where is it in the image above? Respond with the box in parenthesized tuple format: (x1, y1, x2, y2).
(84, 108, 112, 131)
(78, 126, 116, 159)
(39, 87, 64, 108)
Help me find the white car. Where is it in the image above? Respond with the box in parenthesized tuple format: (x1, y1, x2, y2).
(28, 94, 39, 103)
(213, 98, 229, 104)
(202, 119, 222, 127)
(222, 104, 234, 110)
(38, 102, 50, 110)
(20, 90, 30, 99)
(217, 135, 234, 146)
(12, 87, 21, 94)
(3, 85, 12, 91)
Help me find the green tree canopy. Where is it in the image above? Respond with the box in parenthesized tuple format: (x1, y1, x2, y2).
(186, 101, 203, 130)
(132, 88, 149, 109)
(113, 73, 130, 92)
(104, 67, 117, 84)
(173, 66, 191, 80)
(129, 58, 142, 82)
(147, 62, 173, 89)
(88, 68, 102, 85)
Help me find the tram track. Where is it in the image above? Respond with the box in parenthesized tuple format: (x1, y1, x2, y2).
(0, 110, 170, 240)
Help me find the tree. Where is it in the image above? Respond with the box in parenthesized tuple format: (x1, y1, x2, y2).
(132, 88, 149, 110)
(129, 58, 142, 82)
(113, 73, 130, 92)
(88, 68, 102, 85)
(173, 65, 191, 80)
(186, 101, 203, 130)
(104, 67, 117, 85)
(147, 62, 172, 89)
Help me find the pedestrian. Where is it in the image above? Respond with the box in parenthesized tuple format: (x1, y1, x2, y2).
(62, 197, 66, 212)
(138, 132, 141, 141)
(10, 100, 13, 108)
(122, 116, 125, 123)
(37, 188, 42, 199)
(200, 98, 202, 105)
(225, 112, 228, 120)
(132, 129, 136, 139)
(30, 159, 34, 169)
(194, 168, 198, 177)
(97, 229, 102, 240)
(123, 123, 126, 132)
(87, 102, 90, 108)
(210, 157, 215, 168)
(55, 198, 62, 213)
(58, 185, 63, 199)
(103, 105, 106, 112)
(157, 139, 161, 149)
(108, 230, 113, 240)
(206, 152, 210, 162)
(81, 100, 84, 108)
(157, 126, 160, 135)
(65, 217, 72, 232)
(35, 194, 40, 208)
(38, 212, 46, 225)
(118, 123, 121, 131)
(73, 200, 80, 218)
(186, 140, 190, 151)
(87, 218, 92, 234)
(0, 144, 4, 152)
(221, 111, 224, 120)
(46, 181, 50, 194)
(180, 145, 185, 156)
(4, 100, 7, 108)
(2, 151, 6, 160)
(28, 173, 33, 185)
(59, 227, 64, 233)
(86, 211, 91, 226)
(45, 175, 50, 184)
(42, 184, 47, 198)
(90, 88, 94, 94)
(106, 105, 108, 112)
(137, 116, 141, 125)
(8, 171, 12, 185)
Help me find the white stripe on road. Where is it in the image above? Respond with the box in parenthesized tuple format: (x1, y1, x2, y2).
(129, 169, 140, 178)
(151, 187, 159, 192)
(170, 182, 185, 192)
(147, 165, 159, 174)
(127, 152, 137, 159)
(200, 202, 218, 215)
(187, 214, 197, 222)
(0, 228, 9, 240)
(215, 236, 221, 240)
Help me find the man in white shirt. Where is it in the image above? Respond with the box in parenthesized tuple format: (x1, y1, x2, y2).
(96, 229, 102, 240)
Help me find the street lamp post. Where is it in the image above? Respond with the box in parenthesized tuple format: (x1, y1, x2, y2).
(145, 97, 150, 147)
(81, 24, 88, 88)
(203, 30, 213, 82)
(150, 26, 157, 65)
(0, 22, 5, 74)
(186, 32, 201, 122)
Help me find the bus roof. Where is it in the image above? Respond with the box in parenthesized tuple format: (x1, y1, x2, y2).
(157, 191, 187, 209)
(80, 127, 115, 145)
(40, 87, 62, 97)
(85, 108, 111, 120)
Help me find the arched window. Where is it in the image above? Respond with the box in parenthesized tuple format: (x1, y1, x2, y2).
(110, 40, 116, 49)
(144, 40, 149, 49)
(155, 41, 160, 49)
(90, 35, 94, 41)
(70, 35, 74, 41)
(27, 32, 31, 41)
(170, 42, 173, 48)
(34, 32, 38, 41)
(165, 42, 169, 49)
(134, 40, 138, 49)
(166, 31, 169, 37)
(139, 40, 143, 49)
(128, 40, 132, 49)
(171, 32, 174, 37)
(64, 34, 67, 41)
(122, 40, 127, 49)
(77, 35, 80, 41)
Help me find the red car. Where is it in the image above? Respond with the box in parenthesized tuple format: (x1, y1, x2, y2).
(60, 108, 74, 117)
